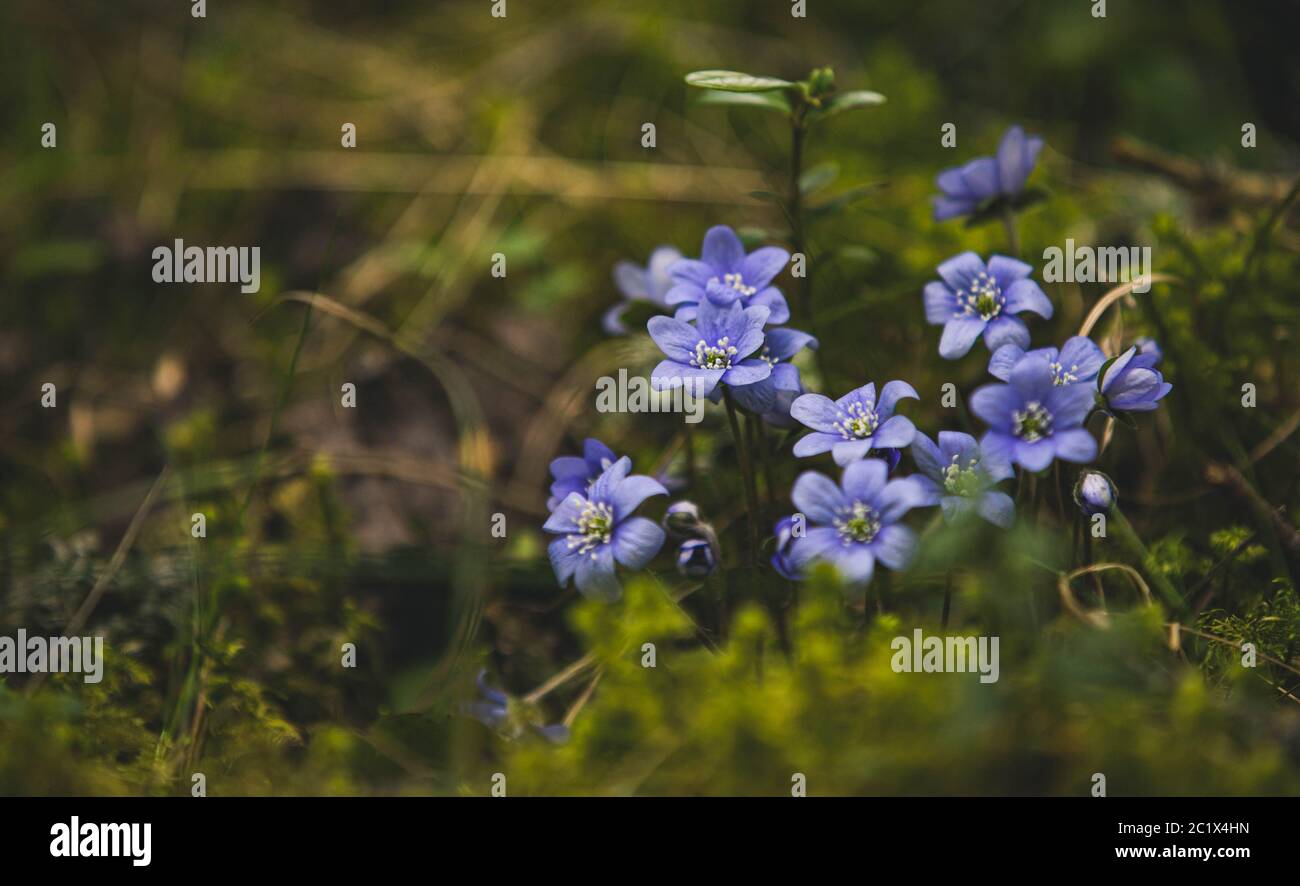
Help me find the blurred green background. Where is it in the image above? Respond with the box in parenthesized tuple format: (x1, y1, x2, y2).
(2, 0, 1298, 795)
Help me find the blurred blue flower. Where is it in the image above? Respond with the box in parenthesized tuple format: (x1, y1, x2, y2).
(910, 431, 1014, 528)
(1099, 345, 1172, 413)
(648, 298, 771, 399)
(724, 326, 818, 414)
(665, 225, 790, 324)
(970, 353, 1098, 472)
(988, 335, 1105, 386)
(932, 125, 1044, 221)
(603, 245, 682, 335)
(464, 670, 569, 744)
(788, 459, 928, 589)
(676, 538, 717, 578)
(548, 438, 620, 511)
(1135, 336, 1163, 363)
(924, 252, 1053, 359)
(544, 456, 667, 600)
(790, 380, 918, 466)
(770, 515, 801, 580)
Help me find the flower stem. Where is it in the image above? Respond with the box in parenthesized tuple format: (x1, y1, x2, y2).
(1108, 505, 1186, 614)
(723, 387, 761, 571)
(1000, 204, 1021, 258)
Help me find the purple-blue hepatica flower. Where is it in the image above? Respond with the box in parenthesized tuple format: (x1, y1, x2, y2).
(988, 335, 1105, 386)
(1099, 345, 1172, 413)
(547, 438, 619, 511)
(789, 459, 928, 589)
(933, 124, 1044, 222)
(790, 380, 918, 466)
(603, 245, 682, 335)
(648, 298, 771, 399)
(544, 456, 668, 600)
(464, 670, 569, 744)
(924, 252, 1053, 359)
(724, 326, 818, 414)
(910, 431, 1015, 529)
(971, 353, 1098, 472)
(665, 225, 790, 324)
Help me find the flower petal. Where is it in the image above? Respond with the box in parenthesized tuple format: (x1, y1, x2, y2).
(1051, 427, 1098, 463)
(728, 376, 776, 413)
(544, 492, 588, 533)
(1045, 382, 1096, 430)
(909, 431, 945, 481)
(612, 516, 666, 569)
(648, 315, 702, 363)
(749, 287, 790, 324)
(792, 431, 839, 457)
(939, 317, 986, 359)
(792, 470, 848, 523)
(871, 414, 916, 449)
(982, 315, 1030, 352)
(721, 358, 771, 387)
(549, 536, 584, 584)
(987, 343, 1026, 381)
(668, 258, 714, 286)
(574, 545, 620, 600)
(832, 438, 873, 466)
(970, 382, 1020, 433)
(1004, 278, 1053, 318)
(932, 196, 978, 221)
(701, 225, 744, 272)
(740, 246, 790, 290)
(987, 254, 1033, 285)
(609, 474, 668, 521)
(977, 490, 1015, 528)
(871, 524, 917, 570)
(924, 281, 957, 325)
(651, 359, 723, 398)
(937, 251, 987, 292)
(1014, 439, 1056, 472)
(877, 380, 919, 416)
(877, 476, 930, 522)
(790, 393, 840, 433)
(842, 457, 888, 502)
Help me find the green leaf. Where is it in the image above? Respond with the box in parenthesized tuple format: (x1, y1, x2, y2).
(809, 89, 886, 123)
(694, 89, 792, 115)
(685, 70, 794, 93)
(799, 162, 839, 196)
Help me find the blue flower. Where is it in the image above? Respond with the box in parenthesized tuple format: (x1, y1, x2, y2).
(988, 335, 1105, 386)
(676, 538, 717, 578)
(1074, 470, 1116, 516)
(1135, 336, 1163, 363)
(464, 670, 569, 744)
(924, 252, 1053, 359)
(544, 456, 668, 600)
(547, 438, 620, 511)
(910, 431, 1015, 528)
(788, 459, 928, 588)
(723, 326, 818, 414)
(932, 125, 1044, 221)
(603, 246, 682, 335)
(790, 380, 919, 466)
(770, 515, 801, 580)
(664, 225, 790, 324)
(1099, 345, 1172, 413)
(970, 353, 1098, 472)
(648, 298, 771, 399)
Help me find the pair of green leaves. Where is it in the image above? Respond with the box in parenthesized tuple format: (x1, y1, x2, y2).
(684, 69, 884, 124)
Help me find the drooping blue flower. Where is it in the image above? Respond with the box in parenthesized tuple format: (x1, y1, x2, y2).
(1074, 470, 1116, 516)
(547, 438, 620, 511)
(1099, 345, 1172, 413)
(788, 459, 929, 589)
(662, 500, 704, 537)
(932, 125, 1044, 222)
(924, 252, 1053, 359)
(761, 383, 804, 429)
(648, 298, 771, 399)
(664, 225, 790, 324)
(464, 670, 569, 744)
(988, 335, 1106, 386)
(544, 456, 668, 600)
(770, 515, 801, 580)
(790, 380, 918, 466)
(970, 353, 1098, 472)
(910, 431, 1014, 528)
(603, 246, 682, 334)
(676, 538, 717, 578)
(723, 326, 818, 414)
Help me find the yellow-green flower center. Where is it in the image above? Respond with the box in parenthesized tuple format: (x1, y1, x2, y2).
(835, 501, 881, 544)
(1012, 400, 1053, 442)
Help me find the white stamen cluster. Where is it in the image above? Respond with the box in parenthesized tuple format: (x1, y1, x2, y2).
(834, 501, 881, 545)
(954, 270, 1004, 321)
(1012, 400, 1053, 442)
(1049, 360, 1081, 386)
(716, 272, 757, 297)
(943, 454, 984, 497)
(690, 336, 737, 370)
(567, 501, 614, 559)
(833, 401, 879, 440)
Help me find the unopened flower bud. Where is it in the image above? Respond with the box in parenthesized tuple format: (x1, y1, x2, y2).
(676, 538, 717, 578)
(1074, 470, 1116, 516)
